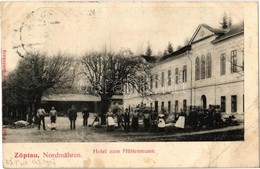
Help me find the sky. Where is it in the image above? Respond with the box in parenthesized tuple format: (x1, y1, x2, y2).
(2, 2, 244, 71)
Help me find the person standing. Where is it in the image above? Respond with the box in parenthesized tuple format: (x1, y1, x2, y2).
(208, 105, 213, 128)
(68, 105, 77, 130)
(157, 113, 166, 132)
(106, 108, 115, 131)
(116, 108, 124, 131)
(132, 109, 139, 131)
(123, 108, 130, 132)
(143, 110, 151, 131)
(82, 107, 89, 127)
(50, 107, 57, 130)
(215, 105, 222, 127)
(37, 106, 46, 130)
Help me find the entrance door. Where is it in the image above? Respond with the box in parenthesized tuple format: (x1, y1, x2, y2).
(201, 95, 207, 109)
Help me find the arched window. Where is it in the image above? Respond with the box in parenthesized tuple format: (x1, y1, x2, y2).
(195, 57, 200, 80)
(206, 53, 212, 78)
(220, 53, 226, 75)
(201, 55, 205, 79)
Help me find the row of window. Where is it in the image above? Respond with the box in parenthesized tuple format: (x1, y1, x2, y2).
(151, 65, 187, 88)
(195, 50, 239, 80)
(220, 94, 244, 113)
(148, 95, 243, 114)
(150, 100, 187, 113)
(195, 53, 212, 80)
(125, 65, 188, 94)
(220, 50, 238, 75)
(125, 50, 240, 94)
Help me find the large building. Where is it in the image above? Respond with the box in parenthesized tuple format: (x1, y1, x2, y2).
(123, 23, 244, 120)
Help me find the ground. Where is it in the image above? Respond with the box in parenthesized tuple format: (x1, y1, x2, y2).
(3, 113, 244, 143)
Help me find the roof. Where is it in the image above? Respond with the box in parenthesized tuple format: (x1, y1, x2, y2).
(142, 23, 243, 64)
(141, 55, 159, 63)
(212, 23, 244, 43)
(200, 24, 227, 34)
(142, 45, 191, 64)
(159, 45, 191, 62)
(42, 94, 101, 102)
(111, 95, 123, 100)
(189, 24, 228, 45)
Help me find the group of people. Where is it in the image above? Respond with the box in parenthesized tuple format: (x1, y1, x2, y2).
(36, 105, 89, 131)
(105, 107, 166, 132)
(37, 106, 58, 130)
(35, 104, 223, 132)
(186, 105, 223, 129)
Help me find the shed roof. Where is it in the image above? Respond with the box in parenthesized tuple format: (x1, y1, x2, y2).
(42, 94, 101, 102)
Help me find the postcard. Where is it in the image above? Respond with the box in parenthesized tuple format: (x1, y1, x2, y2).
(1, 1, 259, 168)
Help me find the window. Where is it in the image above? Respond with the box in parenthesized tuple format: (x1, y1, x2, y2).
(144, 75, 147, 91)
(221, 96, 226, 112)
(155, 101, 158, 113)
(150, 75, 153, 90)
(175, 68, 179, 84)
(220, 53, 226, 75)
(168, 101, 171, 113)
(231, 95, 237, 112)
(201, 55, 205, 79)
(183, 65, 187, 82)
(231, 50, 237, 73)
(161, 101, 164, 111)
(206, 53, 212, 78)
(155, 74, 158, 88)
(195, 57, 200, 80)
(161, 72, 164, 87)
(183, 99, 187, 112)
(175, 100, 178, 113)
(168, 70, 171, 86)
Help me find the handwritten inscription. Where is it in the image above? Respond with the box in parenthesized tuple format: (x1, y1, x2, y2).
(5, 157, 56, 167)
(5, 152, 82, 167)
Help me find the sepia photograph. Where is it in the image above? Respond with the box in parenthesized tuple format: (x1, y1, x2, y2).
(1, 1, 258, 168)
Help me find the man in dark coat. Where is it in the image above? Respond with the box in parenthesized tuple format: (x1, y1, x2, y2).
(208, 105, 214, 128)
(123, 108, 130, 132)
(68, 105, 77, 130)
(82, 107, 89, 127)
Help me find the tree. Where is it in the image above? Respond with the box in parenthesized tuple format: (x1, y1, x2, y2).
(228, 14, 232, 28)
(220, 12, 229, 29)
(145, 42, 152, 57)
(5, 52, 76, 119)
(80, 49, 150, 123)
(220, 12, 232, 29)
(167, 42, 174, 54)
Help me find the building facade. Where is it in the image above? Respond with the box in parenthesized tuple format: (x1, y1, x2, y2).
(123, 23, 244, 120)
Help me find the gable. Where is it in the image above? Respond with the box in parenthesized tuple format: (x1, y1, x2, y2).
(190, 25, 215, 44)
(192, 26, 214, 42)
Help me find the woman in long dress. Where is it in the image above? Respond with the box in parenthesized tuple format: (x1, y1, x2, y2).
(157, 113, 166, 132)
(106, 109, 115, 131)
